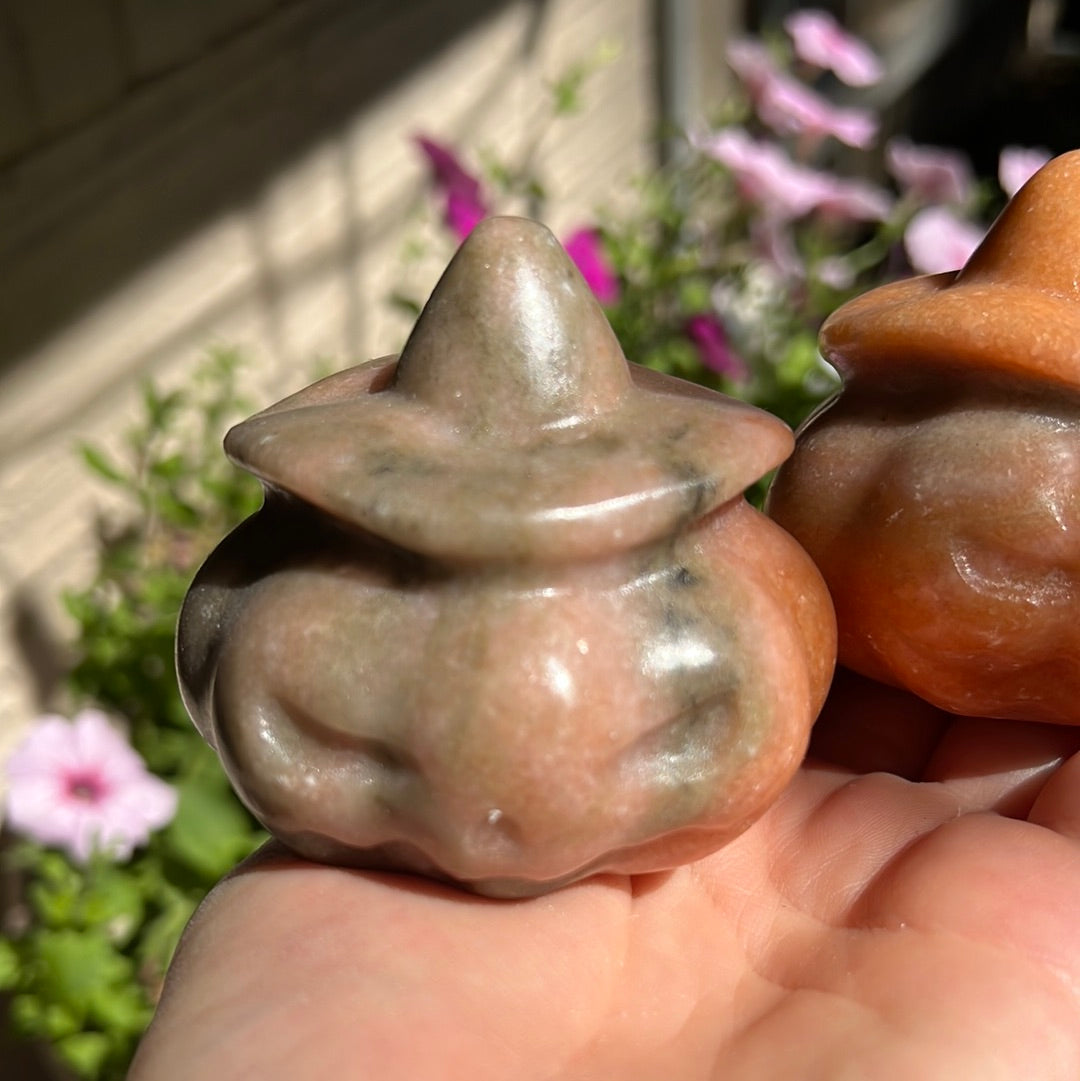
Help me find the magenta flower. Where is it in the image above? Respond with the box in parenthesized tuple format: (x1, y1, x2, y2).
(414, 134, 490, 240)
(998, 145, 1052, 198)
(445, 189, 487, 240)
(886, 137, 973, 205)
(4, 710, 177, 864)
(903, 206, 985, 275)
(783, 9, 884, 87)
(563, 227, 621, 305)
(685, 313, 750, 381)
(727, 38, 878, 149)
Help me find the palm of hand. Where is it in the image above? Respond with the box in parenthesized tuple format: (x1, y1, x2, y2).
(131, 675, 1080, 1080)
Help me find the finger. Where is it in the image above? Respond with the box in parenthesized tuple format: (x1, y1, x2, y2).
(1027, 750, 1080, 841)
(808, 668, 949, 779)
(923, 718, 1080, 817)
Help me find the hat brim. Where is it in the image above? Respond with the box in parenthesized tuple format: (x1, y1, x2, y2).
(225, 358, 792, 563)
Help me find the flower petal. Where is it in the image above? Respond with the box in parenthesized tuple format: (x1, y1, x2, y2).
(727, 37, 878, 148)
(563, 228, 621, 305)
(998, 145, 1052, 198)
(445, 189, 488, 241)
(904, 206, 985, 274)
(685, 314, 750, 381)
(784, 9, 884, 87)
(3, 712, 178, 864)
(885, 138, 973, 205)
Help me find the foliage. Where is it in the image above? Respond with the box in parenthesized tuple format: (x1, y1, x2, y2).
(2, 350, 268, 1080)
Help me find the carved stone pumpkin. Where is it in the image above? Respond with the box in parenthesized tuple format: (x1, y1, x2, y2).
(177, 216, 835, 896)
(768, 151, 1080, 724)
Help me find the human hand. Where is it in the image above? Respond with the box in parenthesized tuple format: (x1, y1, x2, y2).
(128, 670, 1080, 1080)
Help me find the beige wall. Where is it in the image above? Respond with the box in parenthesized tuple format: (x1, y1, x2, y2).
(0, 0, 661, 761)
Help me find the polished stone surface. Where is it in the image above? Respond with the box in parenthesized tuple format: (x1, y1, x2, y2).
(177, 216, 836, 895)
(768, 151, 1080, 724)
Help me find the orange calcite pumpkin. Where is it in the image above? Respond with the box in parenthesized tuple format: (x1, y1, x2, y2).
(767, 151, 1080, 724)
(177, 217, 835, 896)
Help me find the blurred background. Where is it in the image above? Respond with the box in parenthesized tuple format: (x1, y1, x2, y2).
(1, 0, 1079, 781)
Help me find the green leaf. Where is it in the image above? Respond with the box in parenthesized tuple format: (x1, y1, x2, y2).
(56, 1030, 112, 1079)
(33, 928, 134, 1018)
(163, 769, 262, 882)
(148, 453, 187, 481)
(81, 869, 145, 947)
(0, 936, 21, 990)
(137, 892, 198, 976)
(79, 445, 129, 487)
(387, 292, 423, 318)
(27, 853, 83, 927)
(88, 981, 151, 1034)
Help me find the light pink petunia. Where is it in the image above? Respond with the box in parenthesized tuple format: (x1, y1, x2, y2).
(726, 38, 778, 99)
(415, 134, 490, 240)
(784, 9, 884, 87)
(728, 37, 878, 148)
(810, 172, 895, 221)
(904, 205, 985, 275)
(886, 137, 973, 205)
(4, 710, 177, 864)
(692, 128, 818, 218)
(685, 313, 750, 381)
(998, 145, 1053, 198)
(693, 127, 892, 223)
(562, 227, 621, 305)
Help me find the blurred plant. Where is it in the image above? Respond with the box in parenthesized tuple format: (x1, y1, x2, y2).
(411, 11, 1058, 449)
(1, 349, 268, 1080)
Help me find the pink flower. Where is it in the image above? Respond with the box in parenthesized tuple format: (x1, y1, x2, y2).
(811, 172, 895, 221)
(903, 205, 985, 275)
(563, 227, 621, 305)
(4, 710, 177, 864)
(815, 255, 855, 290)
(726, 38, 778, 98)
(783, 9, 884, 87)
(693, 128, 892, 223)
(685, 314, 750, 381)
(727, 38, 878, 148)
(754, 217, 805, 280)
(445, 189, 487, 240)
(886, 137, 973, 205)
(998, 145, 1052, 198)
(760, 78, 877, 149)
(693, 128, 819, 218)
(415, 134, 490, 240)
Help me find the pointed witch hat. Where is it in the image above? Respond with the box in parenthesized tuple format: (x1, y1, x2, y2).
(820, 150, 1080, 389)
(224, 217, 790, 563)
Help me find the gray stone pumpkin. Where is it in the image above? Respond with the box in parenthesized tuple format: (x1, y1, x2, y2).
(177, 216, 835, 897)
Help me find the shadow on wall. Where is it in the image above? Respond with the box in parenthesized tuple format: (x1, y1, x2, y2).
(0, 0, 538, 378)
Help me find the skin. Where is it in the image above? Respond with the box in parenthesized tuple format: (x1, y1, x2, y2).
(129, 671, 1080, 1080)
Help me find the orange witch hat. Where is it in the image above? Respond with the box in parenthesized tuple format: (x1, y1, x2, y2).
(820, 149, 1080, 390)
